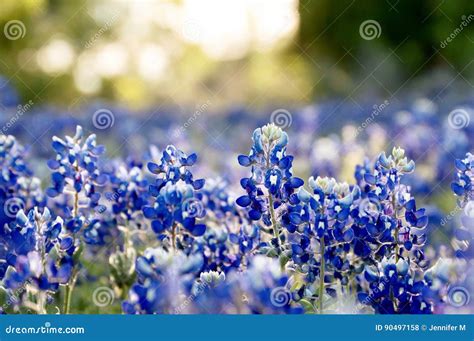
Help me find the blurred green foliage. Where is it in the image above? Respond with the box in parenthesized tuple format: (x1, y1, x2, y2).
(0, 0, 473, 107)
(298, 0, 474, 97)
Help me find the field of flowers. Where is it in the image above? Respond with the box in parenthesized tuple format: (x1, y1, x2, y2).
(0, 79, 473, 315)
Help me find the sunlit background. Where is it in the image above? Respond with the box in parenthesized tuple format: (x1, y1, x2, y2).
(1, 0, 473, 110)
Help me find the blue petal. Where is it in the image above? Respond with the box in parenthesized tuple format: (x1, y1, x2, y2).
(249, 210, 262, 220)
(191, 224, 206, 236)
(47, 159, 60, 170)
(238, 155, 251, 166)
(289, 177, 304, 188)
(143, 206, 156, 219)
(147, 162, 160, 174)
(236, 195, 251, 207)
(151, 220, 166, 234)
(193, 179, 205, 190)
(186, 153, 197, 166)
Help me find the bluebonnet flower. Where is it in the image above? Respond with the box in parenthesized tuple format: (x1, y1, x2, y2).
(192, 177, 266, 274)
(352, 148, 437, 313)
(99, 161, 152, 297)
(353, 147, 425, 263)
(104, 162, 150, 232)
(46, 125, 106, 216)
(439, 153, 474, 313)
(190, 255, 303, 314)
(45, 125, 108, 313)
(237, 123, 303, 250)
(0, 94, 469, 315)
(122, 248, 204, 314)
(0, 134, 45, 228)
(451, 152, 473, 207)
(1, 208, 72, 313)
(46, 126, 107, 244)
(358, 257, 433, 314)
(281, 176, 360, 313)
(103, 162, 150, 291)
(143, 146, 206, 250)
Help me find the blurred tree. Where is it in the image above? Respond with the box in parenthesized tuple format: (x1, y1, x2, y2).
(298, 0, 474, 97)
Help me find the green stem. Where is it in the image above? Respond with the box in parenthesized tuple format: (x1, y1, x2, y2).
(268, 194, 280, 248)
(319, 237, 325, 314)
(64, 184, 80, 315)
(265, 142, 280, 250)
(63, 266, 79, 314)
(63, 284, 72, 314)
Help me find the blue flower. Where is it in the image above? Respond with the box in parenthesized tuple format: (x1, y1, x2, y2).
(0, 134, 45, 228)
(143, 146, 206, 249)
(0, 208, 72, 313)
(237, 123, 303, 250)
(123, 248, 204, 314)
(451, 153, 473, 205)
(357, 257, 433, 314)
